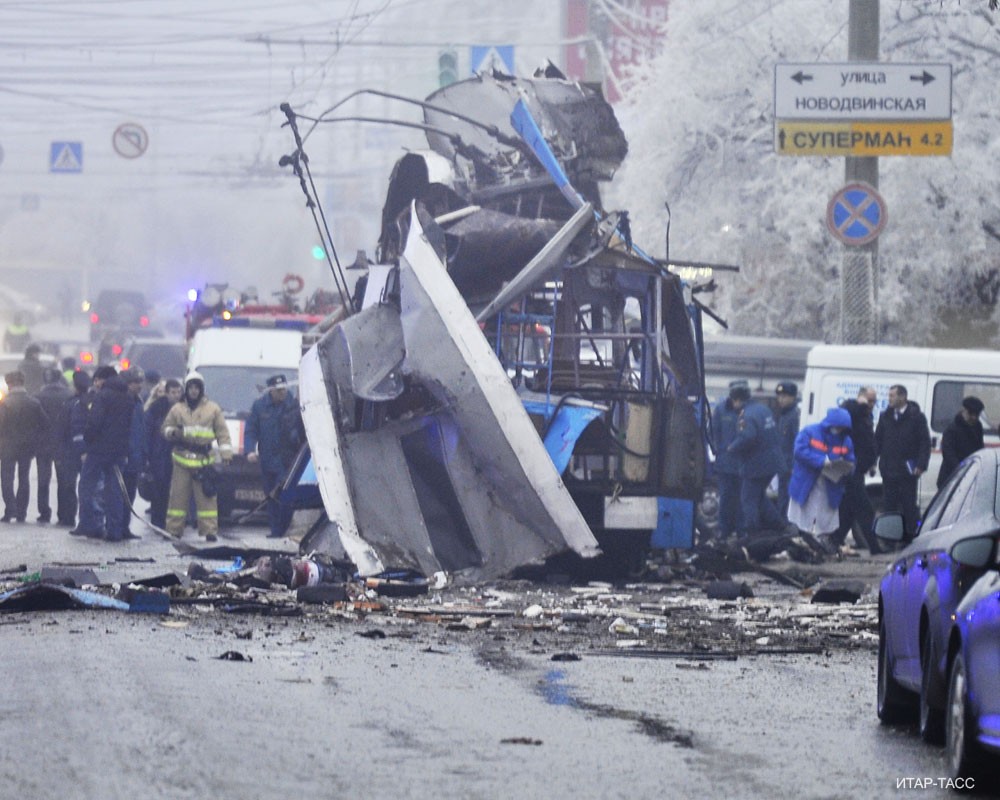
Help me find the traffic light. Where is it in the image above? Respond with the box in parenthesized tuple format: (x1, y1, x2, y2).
(312, 244, 326, 260)
(438, 48, 458, 87)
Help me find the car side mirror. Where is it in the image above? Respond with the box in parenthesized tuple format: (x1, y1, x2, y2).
(950, 536, 997, 569)
(873, 512, 905, 542)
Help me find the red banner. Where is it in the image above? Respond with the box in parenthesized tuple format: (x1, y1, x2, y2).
(565, 0, 669, 103)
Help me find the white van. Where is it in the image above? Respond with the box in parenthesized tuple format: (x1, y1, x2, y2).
(187, 326, 304, 517)
(801, 344, 1000, 507)
(703, 334, 818, 405)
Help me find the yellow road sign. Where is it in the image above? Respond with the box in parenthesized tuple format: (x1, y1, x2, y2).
(775, 120, 952, 156)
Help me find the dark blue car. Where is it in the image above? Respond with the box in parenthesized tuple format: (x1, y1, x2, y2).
(943, 549, 1000, 784)
(876, 448, 1000, 749)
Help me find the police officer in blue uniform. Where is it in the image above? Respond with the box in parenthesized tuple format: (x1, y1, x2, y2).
(712, 380, 748, 539)
(728, 384, 787, 536)
(774, 381, 800, 519)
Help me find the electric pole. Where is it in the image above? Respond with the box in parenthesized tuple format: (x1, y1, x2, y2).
(840, 0, 880, 343)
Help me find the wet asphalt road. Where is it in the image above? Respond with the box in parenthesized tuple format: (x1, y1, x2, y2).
(0, 515, 983, 799)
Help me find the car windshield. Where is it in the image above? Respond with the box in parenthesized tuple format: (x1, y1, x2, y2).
(128, 343, 186, 379)
(196, 366, 291, 418)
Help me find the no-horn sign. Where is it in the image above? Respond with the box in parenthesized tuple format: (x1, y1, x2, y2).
(112, 123, 149, 159)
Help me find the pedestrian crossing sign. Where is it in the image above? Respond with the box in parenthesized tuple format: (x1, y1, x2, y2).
(470, 45, 514, 76)
(50, 142, 83, 173)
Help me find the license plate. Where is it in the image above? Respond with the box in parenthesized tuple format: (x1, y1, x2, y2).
(234, 489, 266, 502)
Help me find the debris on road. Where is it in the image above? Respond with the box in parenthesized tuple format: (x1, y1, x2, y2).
(0, 536, 883, 658)
(0, 583, 167, 614)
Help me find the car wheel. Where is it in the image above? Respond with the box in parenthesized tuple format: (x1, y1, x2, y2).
(946, 652, 984, 784)
(920, 636, 945, 743)
(878, 617, 911, 724)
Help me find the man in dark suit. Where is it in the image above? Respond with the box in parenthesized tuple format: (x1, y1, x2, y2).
(875, 384, 931, 539)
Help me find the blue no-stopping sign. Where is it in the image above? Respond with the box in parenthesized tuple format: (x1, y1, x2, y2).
(827, 181, 887, 246)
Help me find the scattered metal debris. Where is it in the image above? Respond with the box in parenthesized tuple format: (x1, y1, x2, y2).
(216, 651, 252, 662)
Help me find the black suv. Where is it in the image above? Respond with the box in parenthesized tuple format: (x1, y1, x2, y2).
(89, 290, 151, 342)
(118, 336, 188, 380)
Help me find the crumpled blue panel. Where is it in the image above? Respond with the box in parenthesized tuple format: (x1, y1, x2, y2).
(0, 583, 156, 613)
(0, 583, 130, 612)
(521, 399, 603, 476)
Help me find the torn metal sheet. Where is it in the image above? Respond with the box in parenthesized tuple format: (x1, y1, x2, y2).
(39, 566, 99, 587)
(299, 344, 377, 574)
(421, 72, 627, 201)
(444, 209, 564, 304)
(474, 202, 594, 324)
(300, 204, 600, 583)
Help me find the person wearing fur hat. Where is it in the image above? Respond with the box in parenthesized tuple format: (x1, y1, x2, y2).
(937, 396, 986, 489)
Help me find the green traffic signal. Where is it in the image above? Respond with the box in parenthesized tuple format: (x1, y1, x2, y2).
(438, 48, 458, 87)
(312, 245, 326, 260)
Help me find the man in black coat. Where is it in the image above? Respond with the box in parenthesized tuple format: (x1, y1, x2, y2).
(58, 370, 91, 529)
(937, 396, 985, 489)
(0, 370, 50, 522)
(34, 367, 73, 524)
(833, 386, 879, 552)
(875, 384, 931, 539)
(143, 378, 182, 530)
(17, 343, 45, 395)
(71, 368, 134, 541)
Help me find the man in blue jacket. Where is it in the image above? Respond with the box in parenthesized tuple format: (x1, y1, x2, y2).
(245, 374, 304, 538)
(727, 385, 786, 537)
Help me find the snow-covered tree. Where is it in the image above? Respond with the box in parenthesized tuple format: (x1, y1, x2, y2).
(609, 1, 1000, 345)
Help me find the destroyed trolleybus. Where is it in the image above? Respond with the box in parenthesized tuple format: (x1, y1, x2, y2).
(288, 68, 712, 582)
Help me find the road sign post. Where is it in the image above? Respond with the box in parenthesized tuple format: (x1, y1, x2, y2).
(842, 0, 879, 345)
